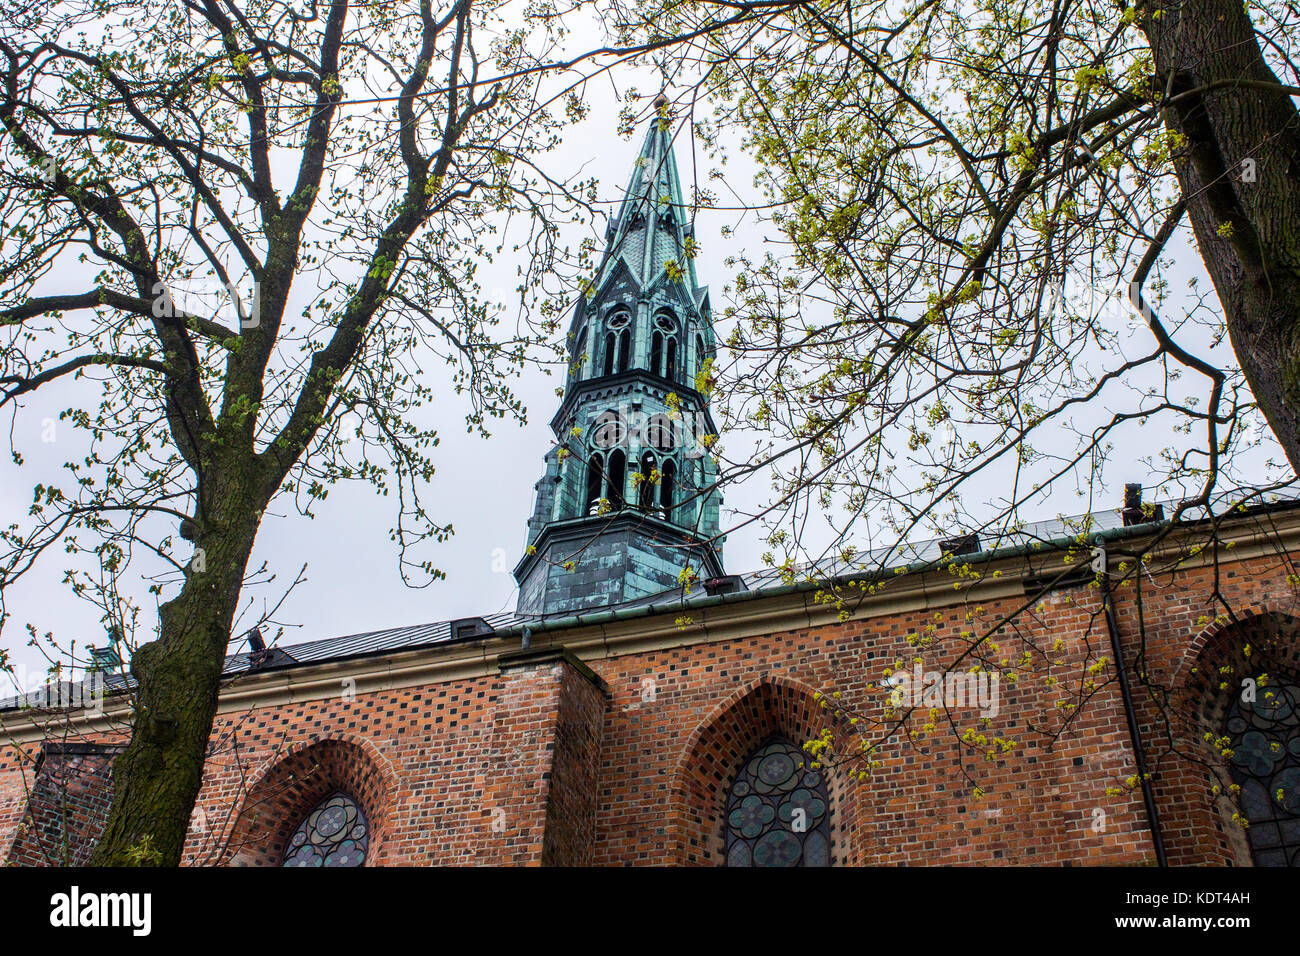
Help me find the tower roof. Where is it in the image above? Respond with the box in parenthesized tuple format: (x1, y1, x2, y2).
(592, 113, 703, 298)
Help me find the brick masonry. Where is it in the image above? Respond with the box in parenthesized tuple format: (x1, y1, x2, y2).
(6, 743, 121, 866)
(1, 517, 1298, 866)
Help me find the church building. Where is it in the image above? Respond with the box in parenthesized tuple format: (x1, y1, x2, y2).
(1, 117, 1299, 867)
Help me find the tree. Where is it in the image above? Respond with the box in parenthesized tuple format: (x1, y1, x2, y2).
(599, 0, 1300, 818)
(0, 0, 593, 865)
(615, 0, 1300, 529)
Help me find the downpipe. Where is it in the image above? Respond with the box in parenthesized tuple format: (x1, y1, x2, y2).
(1093, 539, 1168, 867)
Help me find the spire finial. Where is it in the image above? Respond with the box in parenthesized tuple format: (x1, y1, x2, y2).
(653, 91, 669, 110)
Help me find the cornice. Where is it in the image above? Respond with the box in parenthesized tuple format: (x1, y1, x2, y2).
(549, 371, 716, 436)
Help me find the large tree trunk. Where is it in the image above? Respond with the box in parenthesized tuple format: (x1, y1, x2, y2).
(88, 457, 269, 866)
(1142, 0, 1300, 470)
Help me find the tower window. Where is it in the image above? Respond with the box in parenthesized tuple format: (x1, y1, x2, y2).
(585, 452, 605, 515)
(725, 737, 830, 867)
(591, 409, 626, 449)
(606, 449, 626, 510)
(696, 334, 706, 373)
(638, 453, 657, 511)
(283, 791, 369, 867)
(661, 459, 676, 521)
(1224, 673, 1300, 865)
(571, 326, 587, 379)
(645, 413, 675, 452)
(653, 312, 678, 381)
(602, 332, 615, 377)
(604, 309, 631, 375)
(617, 329, 630, 373)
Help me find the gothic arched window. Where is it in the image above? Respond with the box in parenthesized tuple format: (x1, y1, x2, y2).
(660, 459, 676, 522)
(725, 737, 830, 867)
(1225, 674, 1300, 866)
(617, 329, 630, 373)
(696, 333, 706, 374)
(638, 452, 657, 511)
(645, 413, 675, 452)
(653, 312, 678, 381)
(605, 309, 631, 375)
(283, 791, 369, 867)
(602, 331, 615, 376)
(585, 452, 605, 515)
(606, 449, 626, 510)
(591, 409, 626, 450)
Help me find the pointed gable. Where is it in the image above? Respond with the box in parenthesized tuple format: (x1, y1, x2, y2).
(593, 116, 705, 299)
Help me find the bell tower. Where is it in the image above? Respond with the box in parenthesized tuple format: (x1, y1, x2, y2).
(514, 105, 725, 616)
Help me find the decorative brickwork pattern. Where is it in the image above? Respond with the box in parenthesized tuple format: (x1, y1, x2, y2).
(669, 675, 856, 865)
(221, 736, 396, 866)
(587, 587, 1155, 866)
(1140, 607, 1300, 866)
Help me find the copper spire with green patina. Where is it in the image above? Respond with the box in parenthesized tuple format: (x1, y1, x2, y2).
(513, 103, 727, 616)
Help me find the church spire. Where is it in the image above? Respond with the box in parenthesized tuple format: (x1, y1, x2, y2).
(513, 107, 726, 616)
(597, 103, 702, 295)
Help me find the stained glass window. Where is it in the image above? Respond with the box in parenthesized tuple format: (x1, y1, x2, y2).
(1225, 675, 1300, 866)
(282, 791, 369, 867)
(725, 736, 830, 867)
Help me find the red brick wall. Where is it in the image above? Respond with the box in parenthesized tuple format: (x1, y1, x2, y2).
(1113, 547, 1300, 866)
(1, 523, 1297, 867)
(7, 743, 120, 866)
(539, 652, 607, 865)
(219, 736, 397, 866)
(0, 742, 39, 859)
(583, 586, 1155, 866)
(476, 648, 607, 865)
(181, 647, 608, 866)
